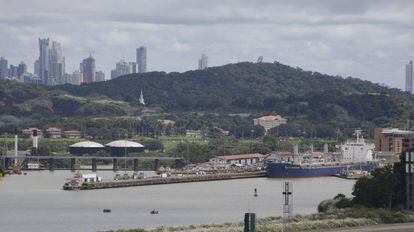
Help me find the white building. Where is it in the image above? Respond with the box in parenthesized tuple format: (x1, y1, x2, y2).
(49, 41, 65, 85)
(186, 130, 202, 138)
(139, 89, 145, 105)
(253, 115, 287, 134)
(111, 60, 136, 79)
(95, 71, 105, 82)
(210, 153, 265, 166)
(38, 38, 50, 85)
(63, 71, 82, 85)
(340, 130, 374, 162)
(198, 54, 208, 70)
(406, 61, 413, 94)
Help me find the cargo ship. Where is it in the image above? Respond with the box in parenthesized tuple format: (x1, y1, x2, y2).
(267, 130, 380, 178)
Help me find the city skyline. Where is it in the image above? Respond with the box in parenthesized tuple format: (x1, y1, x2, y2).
(0, 1, 414, 89)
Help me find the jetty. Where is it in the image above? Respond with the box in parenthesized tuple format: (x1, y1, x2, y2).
(67, 171, 266, 190)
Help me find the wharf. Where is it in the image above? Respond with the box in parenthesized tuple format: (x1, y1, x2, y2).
(76, 171, 267, 190)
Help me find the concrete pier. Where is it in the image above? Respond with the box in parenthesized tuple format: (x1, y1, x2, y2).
(76, 171, 267, 190)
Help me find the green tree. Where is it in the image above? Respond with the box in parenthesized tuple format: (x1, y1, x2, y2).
(352, 155, 405, 209)
(172, 142, 214, 163)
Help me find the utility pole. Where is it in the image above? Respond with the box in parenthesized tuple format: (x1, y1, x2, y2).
(282, 182, 293, 232)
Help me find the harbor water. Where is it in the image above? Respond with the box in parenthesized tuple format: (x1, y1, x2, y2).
(0, 171, 355, 232)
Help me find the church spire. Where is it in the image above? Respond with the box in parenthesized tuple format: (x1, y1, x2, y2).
(139, 89, 145, 105)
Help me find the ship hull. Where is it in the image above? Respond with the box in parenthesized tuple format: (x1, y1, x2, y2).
(267, 162, 378, 178)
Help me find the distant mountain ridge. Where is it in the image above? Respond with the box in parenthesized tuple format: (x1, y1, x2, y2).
(1, 61, 413, 130)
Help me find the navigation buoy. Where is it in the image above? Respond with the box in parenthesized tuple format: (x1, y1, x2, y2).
(254, 188, 258, 197)
(103, 209, 111, 213)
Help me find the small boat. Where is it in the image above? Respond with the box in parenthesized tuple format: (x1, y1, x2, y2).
(103, 209, 111, 213)
(150, 209, 158, 214)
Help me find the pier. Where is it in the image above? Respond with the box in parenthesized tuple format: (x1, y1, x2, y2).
(1, 155, 185, 172)
(75, 171, 266, 190)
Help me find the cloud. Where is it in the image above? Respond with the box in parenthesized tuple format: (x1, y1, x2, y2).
(0, 0, 413, 88)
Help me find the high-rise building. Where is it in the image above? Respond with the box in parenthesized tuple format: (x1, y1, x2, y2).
(38, 38, 50, 85)
(17, 62, 27, 78)
(22, 73, 42, 85)
(111, 60, 135, 79)
(198, 54, 208, 70)
(95, 71, 105, 82)
(407, 61, 414, 94)
(80, 55, 96, 83)
(129, 62, 137, 74)
(0, 57, 8, 78)
(34, 59, 40, 76)
(8, 65, 18, 78)
(49, 41, 65, 85)
(64, 71, 82, 85)
(136, 46, 147, 73)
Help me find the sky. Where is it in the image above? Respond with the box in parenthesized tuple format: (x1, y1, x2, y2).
(0, 0, 413, 89)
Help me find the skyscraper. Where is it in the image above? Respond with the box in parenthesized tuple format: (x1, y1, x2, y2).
(95, 71, 105, 82)
(407, 61, 414, 94)
(0, 57, 7, 78)
(129, 62, 137, 74)
(34, 59, 40, 77)
(49, 41, 65, 85)
(80, 55, 96, 83)
(198, 54, 208, 70)
(38, 38, 50, 85)
(111, 60, 136, 79)
(136, 46, 147, 73)
(8, 65, 18, 77)
(64, 71, 82, 85)
(17, 62, 27, 78)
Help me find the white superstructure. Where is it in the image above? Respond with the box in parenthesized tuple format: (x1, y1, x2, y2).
(341, 130, 374, 162)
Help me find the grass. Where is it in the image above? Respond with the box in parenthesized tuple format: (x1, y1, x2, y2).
(158, 136, 209, 152)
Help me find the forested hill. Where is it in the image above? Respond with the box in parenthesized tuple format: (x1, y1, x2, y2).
(1, 61, 413, 131)
(57, 61, 400, 111)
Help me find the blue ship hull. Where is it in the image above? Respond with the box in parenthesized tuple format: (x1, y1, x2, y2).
(267, 162, 378, 178)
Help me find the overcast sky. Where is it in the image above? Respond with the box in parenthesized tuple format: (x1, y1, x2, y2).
(0, 0, 413, 88)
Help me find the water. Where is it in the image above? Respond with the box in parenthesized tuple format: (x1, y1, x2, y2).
(0, 171, 355, 232)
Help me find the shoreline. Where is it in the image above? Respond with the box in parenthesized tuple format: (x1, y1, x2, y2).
(101, 207, 411, 232)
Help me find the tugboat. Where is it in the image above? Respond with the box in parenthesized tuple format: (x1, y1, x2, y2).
(63, 172, 102, 190)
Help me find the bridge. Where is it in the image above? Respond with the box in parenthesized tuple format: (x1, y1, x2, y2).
(1, 155, 185, 172)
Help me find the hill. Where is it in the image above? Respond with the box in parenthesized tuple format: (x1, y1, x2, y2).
(1, 61, 413, 137)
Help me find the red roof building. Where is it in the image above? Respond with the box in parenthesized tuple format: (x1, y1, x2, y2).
(21, 128, 43, 137)
(46, 127, 62, 138)
(253, 115, 287, 134)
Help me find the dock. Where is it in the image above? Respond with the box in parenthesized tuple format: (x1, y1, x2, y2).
(74, 171, 267, 190)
